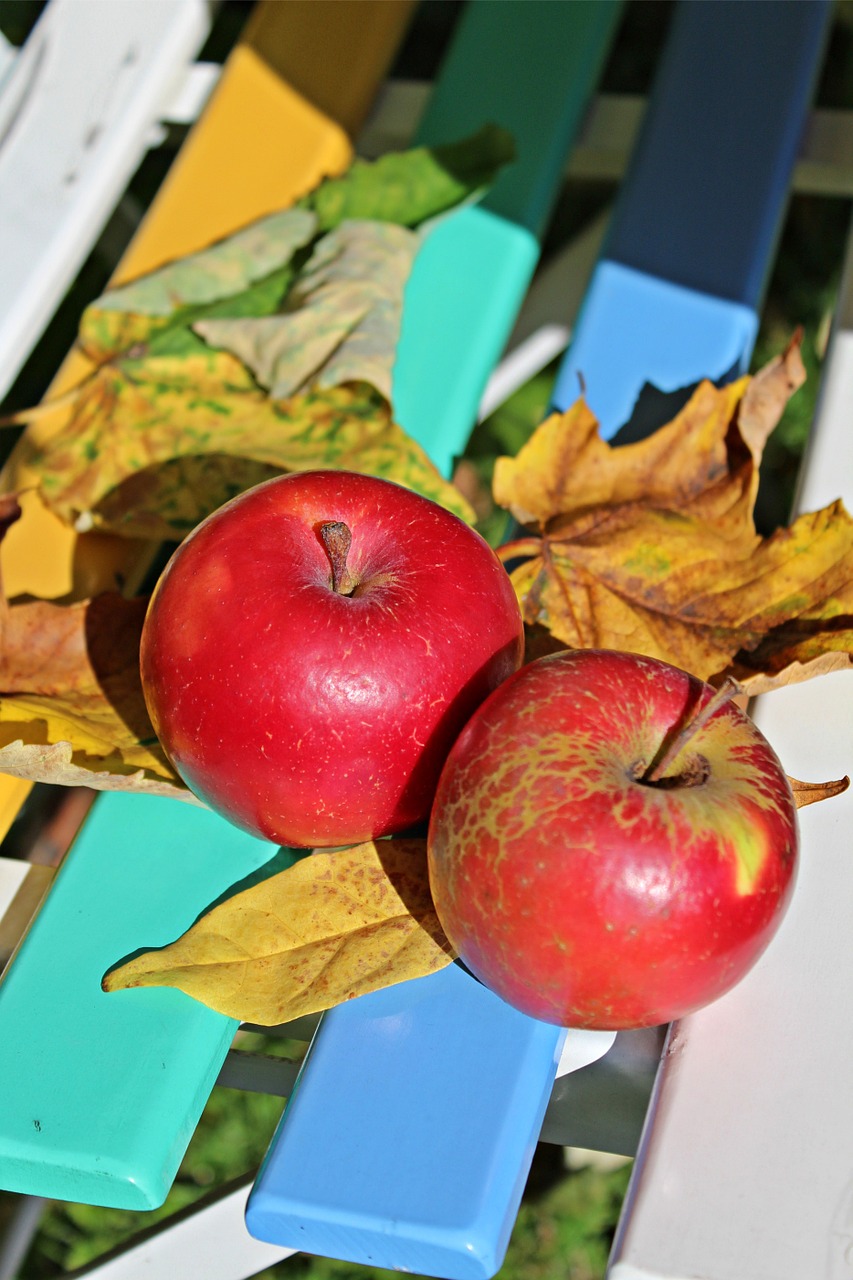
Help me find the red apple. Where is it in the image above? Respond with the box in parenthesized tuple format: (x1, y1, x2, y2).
(140, 470, 523, 848)
(427, 648, 798, 1030)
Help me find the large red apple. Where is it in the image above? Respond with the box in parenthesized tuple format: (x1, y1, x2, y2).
(140, 470, 523, 848)
(427, 648, 798, 1030)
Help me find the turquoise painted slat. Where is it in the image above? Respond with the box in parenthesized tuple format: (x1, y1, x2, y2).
(394, 0, 622, 477)
(0, 0, 622, 1212)
(393, 208, 538, 477)
(0, 796, 277, 1207)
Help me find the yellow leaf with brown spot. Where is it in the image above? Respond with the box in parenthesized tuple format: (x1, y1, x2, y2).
(495, 342, 853, 689)
(102, 840, 456, 1024)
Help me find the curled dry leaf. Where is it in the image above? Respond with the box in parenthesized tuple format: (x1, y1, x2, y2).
(102, 839, 456, 1024)
(0, 500, 186, 792)
(788, 774, 850, 809)
(0, 588, 183, 788)
(0, 740, 200, 803)
(495, 341, 853, 693)
(194, 220, 418, 403)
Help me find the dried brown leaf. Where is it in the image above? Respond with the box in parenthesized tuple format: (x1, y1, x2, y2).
(788, 773, 850, 808)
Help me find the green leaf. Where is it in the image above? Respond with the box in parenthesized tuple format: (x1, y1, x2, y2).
(301, 124, 516, 231)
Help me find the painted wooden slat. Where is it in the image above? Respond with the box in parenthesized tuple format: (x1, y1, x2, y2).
(245, 5, 625, 1277)
(0, 0, 212, 401)
(552, 0, 831, 433)
(68, 1175, 294, 1280)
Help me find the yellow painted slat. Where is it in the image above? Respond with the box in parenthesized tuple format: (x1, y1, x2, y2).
(243, 0, 415, 139)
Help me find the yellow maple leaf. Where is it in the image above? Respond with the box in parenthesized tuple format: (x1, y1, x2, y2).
(102, 839, 455, 1023)
(494, 341, 853, 692)
(23, 357, 472, 541)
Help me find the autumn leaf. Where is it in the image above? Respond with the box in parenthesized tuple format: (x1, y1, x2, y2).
(102, 839, 455, 1023)
(0, 739, 202, 803)
(77, 126, 515, 366)
(25, 370, 472, 541)
(300, 124, 516, 231)
(0, 586, 189, 792)
(788, 773, 850, 809)
(194, 220, 416, 402)
(493, 341, 853, 691)
(16, 217, 471, 539)
(0, 499, 188, 795)
(78, 207, 318, 364)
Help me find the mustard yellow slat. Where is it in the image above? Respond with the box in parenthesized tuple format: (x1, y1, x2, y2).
(243, 0, 416, 139)
(0, 0, 409, 838)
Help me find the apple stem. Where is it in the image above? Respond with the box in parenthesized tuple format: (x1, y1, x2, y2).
(643, 677, 742, 784)
(320, 521, 356, 596)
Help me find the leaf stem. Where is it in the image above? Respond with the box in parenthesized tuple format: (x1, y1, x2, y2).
(644, 677, 742, 784)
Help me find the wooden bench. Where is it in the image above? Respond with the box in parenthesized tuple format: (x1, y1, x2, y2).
(2, 2, 853, 1277)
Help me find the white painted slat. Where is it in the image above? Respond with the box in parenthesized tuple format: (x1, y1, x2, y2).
(68, 1176, 294, 1280)
(608, 230, 853, 1280)
(0, 858, 54, 973)
(0, 34, 15, 93)
(0, 0, 211, 400)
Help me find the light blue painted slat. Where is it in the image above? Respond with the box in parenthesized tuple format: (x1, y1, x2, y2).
(246, 3, 831, 1278)
(0, 0, 623, 1215)
(556, 261, 758, 436)
(249, 966, 566, 1280)
(244, 3, 630, 1273)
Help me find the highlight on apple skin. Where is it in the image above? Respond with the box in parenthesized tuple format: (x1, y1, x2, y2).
(140, 470, 524, 849)
(427, 648, 799, 1030)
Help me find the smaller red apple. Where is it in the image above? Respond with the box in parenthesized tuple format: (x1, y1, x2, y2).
(427, 648, 798, 1030)
(140, 470, 523, 848)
